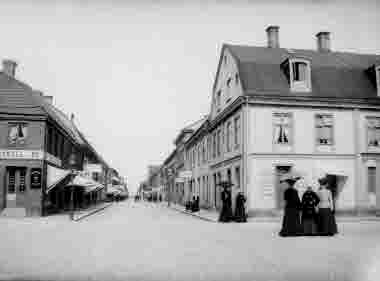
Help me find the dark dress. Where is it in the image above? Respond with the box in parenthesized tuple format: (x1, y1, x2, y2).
(234, 193, 247, 222)
(218, 190, 233, 222)
(279, 187, 302, 237)
(301, 190, 320, 235)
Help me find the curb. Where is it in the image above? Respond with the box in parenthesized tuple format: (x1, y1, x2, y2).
(169, 206, 217, 222)
(73, 203, 113, 222)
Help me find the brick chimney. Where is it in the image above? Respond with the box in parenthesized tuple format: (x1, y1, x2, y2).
(44, 96, 53, 104)
(316, 31, 331, 52)
(2, 59, 18, 77)
(266, 26, 280, 48)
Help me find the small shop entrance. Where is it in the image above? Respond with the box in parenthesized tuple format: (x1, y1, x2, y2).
(275, 165, 292, 210)
(5, 167, 27, 208)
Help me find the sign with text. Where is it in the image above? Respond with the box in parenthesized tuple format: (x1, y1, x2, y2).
(30, 168, 42, 189)
(0, 149, 43, 160)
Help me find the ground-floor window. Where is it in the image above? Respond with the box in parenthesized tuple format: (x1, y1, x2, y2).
(368, 167, 376, 194)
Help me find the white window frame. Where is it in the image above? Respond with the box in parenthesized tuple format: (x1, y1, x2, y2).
(273, 112, 293, 146)
(289, 58, 312, 92)
(315, 113, 335, 147)
(367, 116, 380, 150)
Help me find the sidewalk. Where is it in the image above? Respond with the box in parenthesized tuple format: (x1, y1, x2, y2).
(73, 201, 114, 221)
(169, 203, 380, 223)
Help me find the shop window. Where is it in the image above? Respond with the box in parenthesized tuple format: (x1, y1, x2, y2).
(315, 114, 334, 145)
(8, 123, 28, 145)
(8, 169, 15, 193)
(273, 112, 293, 145)
(19, 169, 26, 192)
(367, 117, 380, 148)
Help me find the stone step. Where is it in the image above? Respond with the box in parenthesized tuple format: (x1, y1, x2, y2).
(1, 208, 26, 218)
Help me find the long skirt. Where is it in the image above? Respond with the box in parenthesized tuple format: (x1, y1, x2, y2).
(219, 205, 233, 222)
(302, 217, 318, 236)
(318, 208, 338, 236)
(234, 204, 247, 222)
(279, 207, 302, 237)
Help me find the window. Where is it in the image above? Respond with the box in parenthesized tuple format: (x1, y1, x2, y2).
(368, 167, 376, 194)
(198, 145, 201, 166)
(8, 123, 28, 145)
(367, 117, 380, 148)
(227, 169, 231, 185)
(8, 169, 15, 194)
(292, 61, 308, 81)
(226, 77, 231, 88)
(202, 141, 206, 163)
(217, 130, 221, 156)
(234, 116, 241, 148)
(226, 122, 231, 152)
(19, 169, 26, 192)
(273, 113, 293, 145)
(216, 90, 221, 110)
(235, 166, 241, 189)
(315, 114, 334, 145)
(224, 55, 227, 65)
(376, 66, 380, 97)
(212, 132, 216, 158)
(235, 73, 239, 85)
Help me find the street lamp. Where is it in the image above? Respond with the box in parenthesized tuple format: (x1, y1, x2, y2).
(68, 153, 76, 220)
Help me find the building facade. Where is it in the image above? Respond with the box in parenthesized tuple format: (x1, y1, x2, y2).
(162, 26, 380, 217)
(0, 59, 111, 216)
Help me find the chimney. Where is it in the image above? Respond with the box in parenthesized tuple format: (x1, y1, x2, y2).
(2, 59, 18, 77)
(44, 96, 53, 104)
(70, 113, 75, 122)
(33, 90, 43, 97)
(266, 26, 280, 48)
(316, 31, 331, 52)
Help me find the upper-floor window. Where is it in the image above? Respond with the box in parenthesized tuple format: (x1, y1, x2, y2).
(226, 77, 231, 88)
(235, 73, 239, 85)
(226, 121, 231, 152)
(217, 129, 221, 156)
(315, 114, 334, 145)
(216, 90, 222, 110)
(224, 55, 227, 65)
(8, 123, 28, 145)
(273, 113, 293, 145)
(234, 116, 241, 148)
(367, 117, 380, 148)
(212, 132, 217, 158)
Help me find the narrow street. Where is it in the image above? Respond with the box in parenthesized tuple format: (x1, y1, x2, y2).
(0, 200, 379, 281)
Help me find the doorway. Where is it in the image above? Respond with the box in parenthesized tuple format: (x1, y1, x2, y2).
(275, 165, 292, 210)
(5, 167, 27, 208)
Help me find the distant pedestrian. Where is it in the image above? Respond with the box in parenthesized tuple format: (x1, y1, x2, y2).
(279, 174, 302, 237)
(234, 191, 247, 222)
(301, 186, 320, 235)
(317, 177, 338, 236)
(218, 184, 233, 222)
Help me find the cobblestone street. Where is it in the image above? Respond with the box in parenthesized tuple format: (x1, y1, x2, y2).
(0, 200, 379, 281)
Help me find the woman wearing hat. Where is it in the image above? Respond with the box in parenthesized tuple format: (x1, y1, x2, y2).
(301, 186, 320, 236)
(317, 177, 338, 236)
(279, 174, 302, 237)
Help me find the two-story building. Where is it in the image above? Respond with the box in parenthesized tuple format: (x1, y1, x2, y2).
(0, 59, 110, 217)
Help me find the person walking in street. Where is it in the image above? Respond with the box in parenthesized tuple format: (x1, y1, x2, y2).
(234, 191, 247, 222)
(317, 177, 338, 236)
(301, 186, 320, 236)
(279, 173, 302, 237)
(218, 183, 233, 222)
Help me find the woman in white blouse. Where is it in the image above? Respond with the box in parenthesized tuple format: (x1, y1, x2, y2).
(317, 177, 338, 236)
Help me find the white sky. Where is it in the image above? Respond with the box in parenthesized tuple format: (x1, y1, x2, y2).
(0, 0, 379, 193)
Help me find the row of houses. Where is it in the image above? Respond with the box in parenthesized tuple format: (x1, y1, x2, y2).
(158, 26, 380, 217)
(0, 59, 123, 217)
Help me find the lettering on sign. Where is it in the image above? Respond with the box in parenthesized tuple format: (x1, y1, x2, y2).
(30, 168, 42, 189)
(0, 150, 43, 160)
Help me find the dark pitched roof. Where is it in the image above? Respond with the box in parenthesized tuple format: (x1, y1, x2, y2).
(225, 44, 380, 100)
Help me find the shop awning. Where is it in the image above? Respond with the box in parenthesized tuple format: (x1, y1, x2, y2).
(66, 174, 103, 193)
(46, 165, 71, 193)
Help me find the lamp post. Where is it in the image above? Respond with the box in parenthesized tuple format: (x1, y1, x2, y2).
(69, 153, 76, 221)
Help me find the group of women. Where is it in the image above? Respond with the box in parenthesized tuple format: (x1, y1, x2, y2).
(279, 175, 338, 237)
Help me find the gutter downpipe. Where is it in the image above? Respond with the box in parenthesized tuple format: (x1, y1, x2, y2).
(243, 96, 250, 216)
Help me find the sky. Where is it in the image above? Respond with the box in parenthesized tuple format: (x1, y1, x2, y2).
(0, 0, 379, 193)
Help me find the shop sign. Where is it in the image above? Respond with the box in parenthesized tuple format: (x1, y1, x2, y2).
(30, 168, 42, 189)
(0, 149, 43, 160)
(179, 171, 192, 179)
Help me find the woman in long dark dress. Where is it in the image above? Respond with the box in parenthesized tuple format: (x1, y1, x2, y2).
(279, 177, 302, 237)
(218, 186, 233, 222)
(317, 177, 338, 236)
(301, 186, 320, 236)
(234, 191, 247, 222)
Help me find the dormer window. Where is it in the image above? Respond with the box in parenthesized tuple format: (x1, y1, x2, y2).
(282, 58, 312, 92)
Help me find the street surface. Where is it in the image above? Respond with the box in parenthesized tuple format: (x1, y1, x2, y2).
(0, 200, 379, 281)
